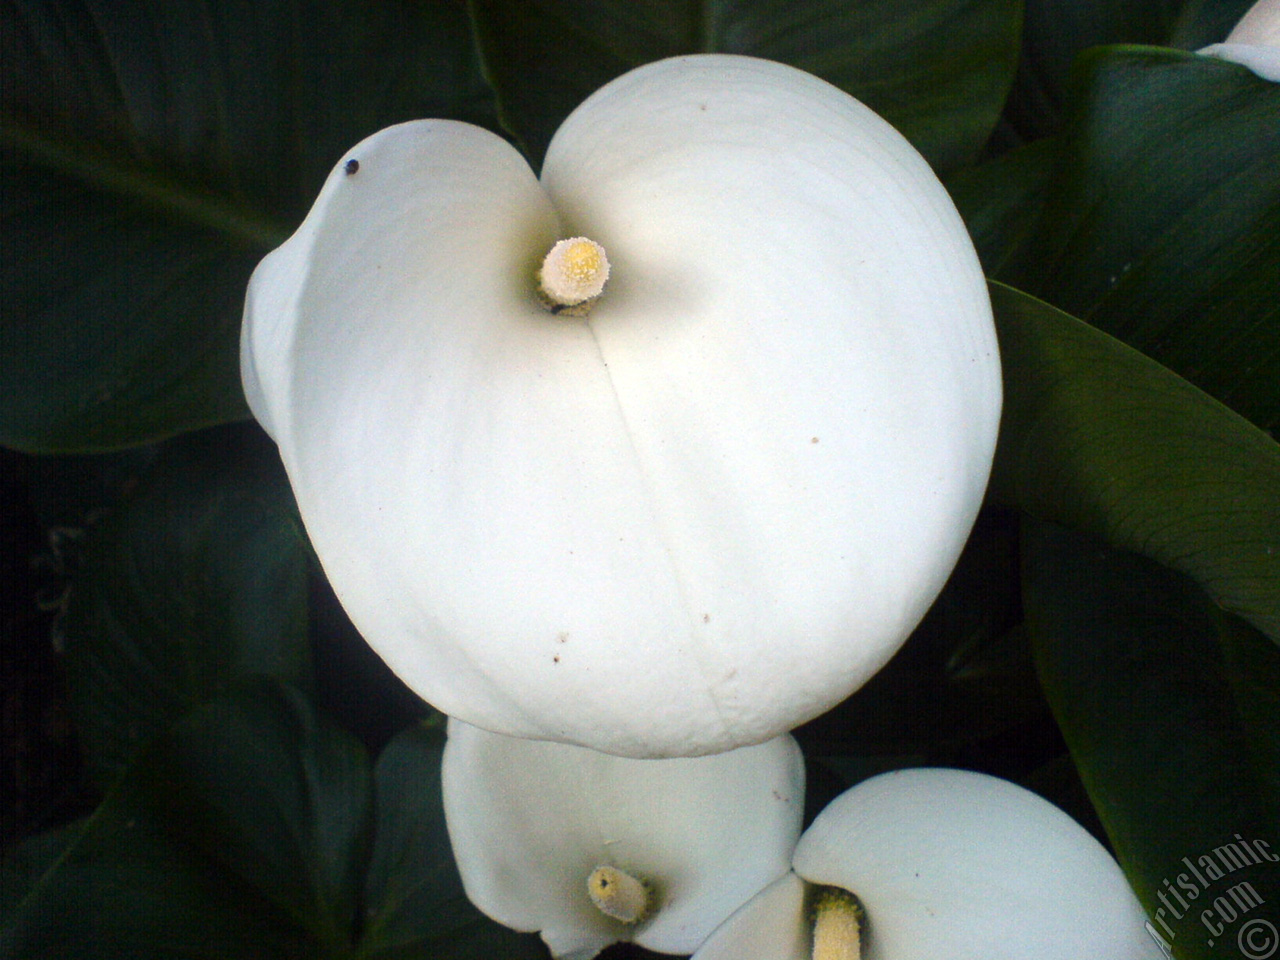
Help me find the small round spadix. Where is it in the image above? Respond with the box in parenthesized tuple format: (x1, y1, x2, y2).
(587, 866, 650, 923)
(540, 237, 610, 306)
(240, 55, 1002, 758)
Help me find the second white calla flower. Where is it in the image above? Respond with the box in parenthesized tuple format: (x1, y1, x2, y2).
(441, 719, 805, 959)
(241, 54, 1001, 757)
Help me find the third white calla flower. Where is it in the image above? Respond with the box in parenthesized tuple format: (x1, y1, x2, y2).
(692, 768, 1164, 960)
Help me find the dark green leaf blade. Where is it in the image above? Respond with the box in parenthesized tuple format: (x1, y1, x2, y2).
(141, 682, 374, 949)
(706, 0, 1022, 172)
(0, 822, 84, 928)
(2, 812, 298, 960)
(63, 423, 312, 787)
(1023, 521, 1279, 960)
(471, 0, 1021, 171)
(2, 682, 372, 959)
(945, 137, 1054, 275)
(999, 47, 1280, 432)
(360, 723, 549, 959)
(1, 0, 495, 452)
(0, 156, 264, 452)
(1218, 614, 1280, 811)
(1004, 0, 1252, 138)
(989, 281, 1280, 647)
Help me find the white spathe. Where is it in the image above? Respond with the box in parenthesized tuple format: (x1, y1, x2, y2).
(1200, 0, 1280, 80)
(241, 54, 1001, 758)
(692, 768, 1164, 960)
(440, 719, 805, 960)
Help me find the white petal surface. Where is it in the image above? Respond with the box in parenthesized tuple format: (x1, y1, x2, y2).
(441, 720, 804, 959)
(792, 768, 1163, 959)
(1200, 0, 1280, 79)
(241, 55, 1000, 757)
(690, 872, 810, 960)
(1229, 0, 1280, 44)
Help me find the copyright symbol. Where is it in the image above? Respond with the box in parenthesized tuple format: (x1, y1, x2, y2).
(1239, 918, 1278, 960)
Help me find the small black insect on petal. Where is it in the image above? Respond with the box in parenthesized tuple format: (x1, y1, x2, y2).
(345, 158, 360, 175)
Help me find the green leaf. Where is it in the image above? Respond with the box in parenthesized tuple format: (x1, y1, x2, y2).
(142, 682, 374, 950)
(2, 807, 299, 960)
(359, 722, 549, 960)
(1, 682, 371, 959)
(0, 822, 84, 926)
(1023, 521, 1279, 960)
(1, 0, 495, 452)
(945, 137, 1054, 275)
(470, 0, 1022, 171)
(0, 162, 262, 453)
(63, 423, 311, 787)
(1218, 613, 1280, 809)
(1004, 0, 1252, 138)
(1000, 47, 1280, 431)
(2, 686, 545, 959)
(989, 281, 1280, 648)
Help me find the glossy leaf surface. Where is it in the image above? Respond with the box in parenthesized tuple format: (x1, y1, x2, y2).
(62, 424, 311, 787)
(1024, 522, 1280, 960)
(0, 684, 548, 960)
(1000, 47, 1280, 431)
(471, 0, 1021, 170)
(1005, 0, 1252, 138)
(0, 0, 493, 452)
(990, 282, 1280, 647)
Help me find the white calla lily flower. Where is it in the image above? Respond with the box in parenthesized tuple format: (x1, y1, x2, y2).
(1200, 0, 1280, 80)
(692, 768, 1163, 960)
(440, 719, 805, 959)
(241, 54, 1001, 758)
